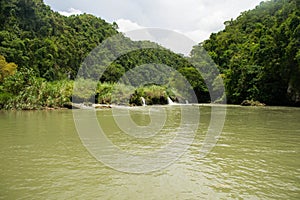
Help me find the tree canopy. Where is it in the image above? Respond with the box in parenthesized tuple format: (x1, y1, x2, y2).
(200, 0, 300, 105)
(0, 0, 118, 80)
(0, 0, 211, 108)
(1, 0, 299, 108)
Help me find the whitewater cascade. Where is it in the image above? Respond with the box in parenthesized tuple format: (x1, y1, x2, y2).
(141, 97, 146, 106)
(167, 97, 175, 105)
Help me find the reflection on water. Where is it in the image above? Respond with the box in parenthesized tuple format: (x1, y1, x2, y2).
(0, 106, 299, 199)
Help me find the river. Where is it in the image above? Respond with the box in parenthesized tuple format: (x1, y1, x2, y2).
(0, 105, 299, 199)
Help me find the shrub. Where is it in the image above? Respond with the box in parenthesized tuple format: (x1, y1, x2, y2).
(130, 85, 169, 105)
(0, 68, 73, 109)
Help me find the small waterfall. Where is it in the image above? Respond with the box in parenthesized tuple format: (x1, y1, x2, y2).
(167, 97, 174, 105)
(185, 100, 189, 104)
(140, 97, 146, 106)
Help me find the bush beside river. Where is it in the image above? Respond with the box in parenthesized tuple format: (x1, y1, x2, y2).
(0, 69, 181, 110)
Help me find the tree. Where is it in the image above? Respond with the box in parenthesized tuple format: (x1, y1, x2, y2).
(0, 55, 17, 83)
(200, 0, 300, 105)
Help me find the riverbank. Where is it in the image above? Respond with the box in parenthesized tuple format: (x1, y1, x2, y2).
(0, 72, 182, 110)
(1, 70, 298, 110)
(2, 101, 300, 111)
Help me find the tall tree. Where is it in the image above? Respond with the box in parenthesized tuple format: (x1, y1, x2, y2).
(199, 0, 300, 106)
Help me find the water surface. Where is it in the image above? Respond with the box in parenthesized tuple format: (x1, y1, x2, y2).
(0, 106, 299, 199)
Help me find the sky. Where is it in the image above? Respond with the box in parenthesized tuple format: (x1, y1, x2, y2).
(44, 0, 264, 43)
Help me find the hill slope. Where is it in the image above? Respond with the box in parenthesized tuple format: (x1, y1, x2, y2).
(200, 0, 300, 105)
(0, 0, 118, 80)
(0, 0, 213, 109)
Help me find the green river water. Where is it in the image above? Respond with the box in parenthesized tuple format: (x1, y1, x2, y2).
(0, 105, 299, 199)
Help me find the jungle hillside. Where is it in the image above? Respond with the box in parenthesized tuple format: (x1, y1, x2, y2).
(201, 0, 300, 106)
(0, 0, 299, 109)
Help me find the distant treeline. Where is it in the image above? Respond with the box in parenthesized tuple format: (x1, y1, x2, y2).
(0, 0, 299, 109)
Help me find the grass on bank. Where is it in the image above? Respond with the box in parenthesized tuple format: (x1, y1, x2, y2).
(0, 70, 180, 110)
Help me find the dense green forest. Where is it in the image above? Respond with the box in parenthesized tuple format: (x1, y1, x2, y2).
(0, 0, 299, 109)
(0, 0, 118, 80)
(201, 0, 300, 106)
(0, 0, 210, 109)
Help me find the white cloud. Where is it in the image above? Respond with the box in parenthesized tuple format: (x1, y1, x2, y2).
(59, 8, 83, 16)
(45, 0, 265, 42)
(184, 30, 211, 44)
(116, 19, 213, 43)
(116, 19, 145, 32)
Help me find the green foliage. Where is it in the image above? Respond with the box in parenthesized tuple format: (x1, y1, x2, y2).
(110, 84, 135, 105)
(82, 40, 209, 103)
(0, 0, 118, 81)
(0, 54, 17, 82)
(178, 67, 209, 102)
(96, 82, 114, 104)
(43, 80, 73, 108)
(0, 68, 73, 109)
(201, 0, 300, 105)
(73, 81, 179, 106)
(96, 83, 176, 106)
(2, 0, 299, 108)
(0, 0, 211, 107)
(0, 91, 13, 109)
(72, 78, 97, 103)
(129, 85, 169, 106)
